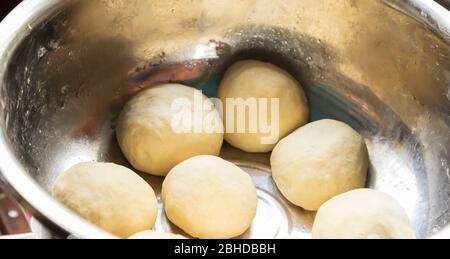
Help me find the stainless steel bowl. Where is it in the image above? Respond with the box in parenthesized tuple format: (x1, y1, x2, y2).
(1, 0, 450, 239)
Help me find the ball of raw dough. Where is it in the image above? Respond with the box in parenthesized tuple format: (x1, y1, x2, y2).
(271, 119, 369, 211)
(312, 189, 416, 239)
(218, 60, 309, 153)
(117, 84, 224, 176)
(128, 230, 187, 239)
(52, 162, 158, 238)
(162, 155, 258, 239)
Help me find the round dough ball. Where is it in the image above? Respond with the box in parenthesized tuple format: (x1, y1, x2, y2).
(218, 60, 309, 153)
(162, 155, 258, 239)
(52, 162, 158, 238)
(271, 119, 369, 211)
(128, 230, 187, 239)
(117, 84, 224, 176)
(312, 189, 416, 239)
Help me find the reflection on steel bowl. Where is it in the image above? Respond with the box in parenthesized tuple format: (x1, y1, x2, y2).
(0, 0, 450, 239)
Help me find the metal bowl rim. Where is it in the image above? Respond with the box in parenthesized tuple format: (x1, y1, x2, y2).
(0, 0, 449, 239)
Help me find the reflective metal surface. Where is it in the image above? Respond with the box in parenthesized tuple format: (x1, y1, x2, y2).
(143, 155, 316, 239)
(0, 0, 450, 239)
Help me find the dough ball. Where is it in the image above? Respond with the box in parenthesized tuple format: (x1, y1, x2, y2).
(128, 230, 187, 239)
(117, 84, 224, 176)
(218, 60, 309, 153)
(52, 162, 158, 238)
(162, 155, 258, 239)
(312, 189, 416, 239)
(271, 119, 369, 211)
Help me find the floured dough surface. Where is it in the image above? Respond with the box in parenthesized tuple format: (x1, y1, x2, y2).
(271, 119, 369, 211)
(162, 155, 258, 239)
(312, 189, 416, 239)
(218, 60, 309, 153)
(117, 84, 223, 176)
(52, 162, 158, 238)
